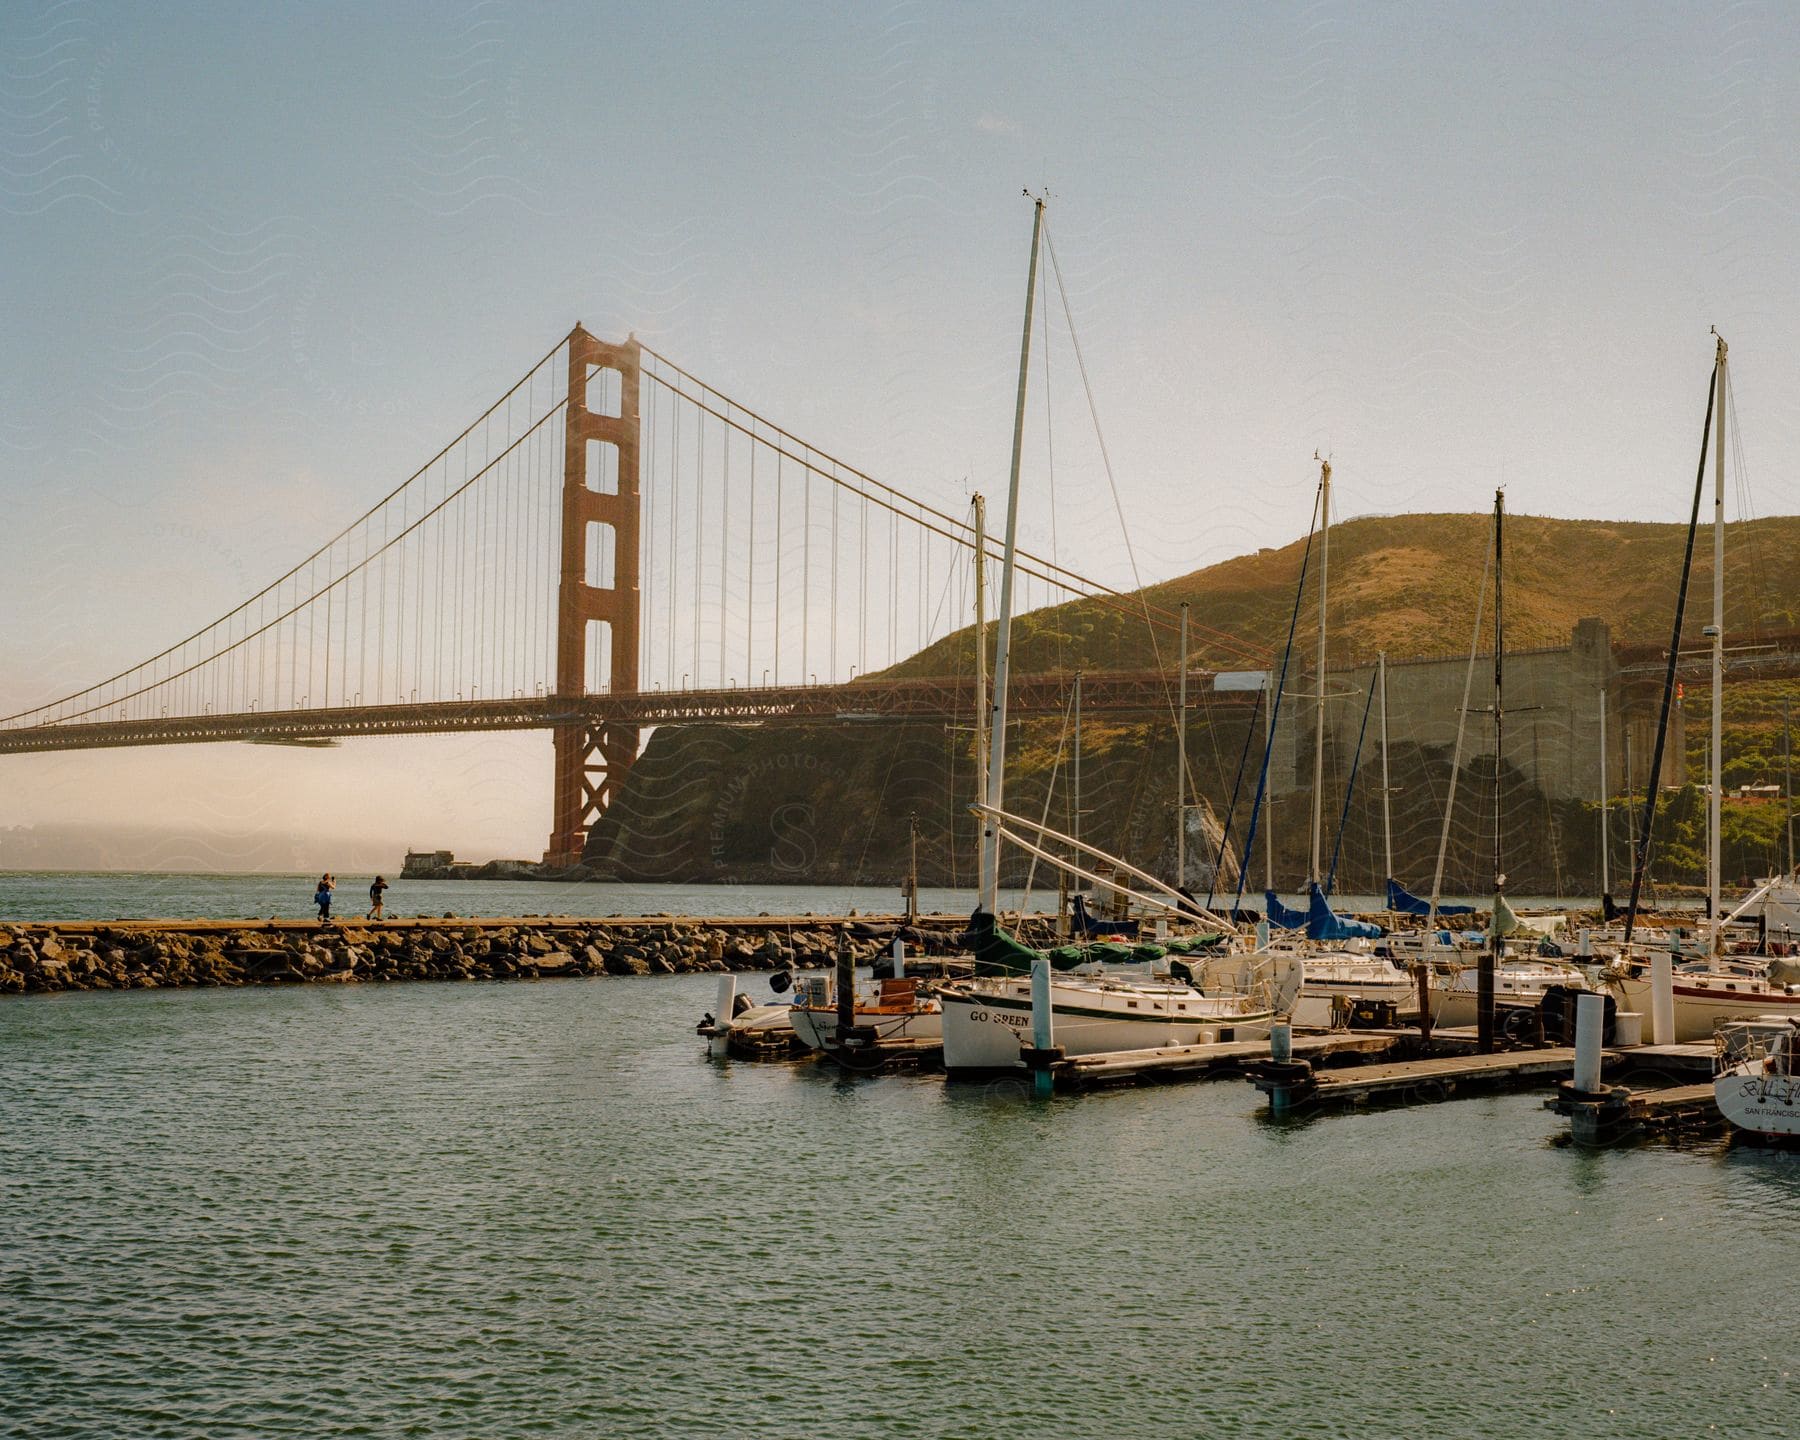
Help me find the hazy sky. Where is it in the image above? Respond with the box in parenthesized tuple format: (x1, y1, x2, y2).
(4, 2, 1799, 866)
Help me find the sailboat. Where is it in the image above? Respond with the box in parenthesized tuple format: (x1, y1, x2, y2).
(934, 196, 1297, 1076)
(1428, 491, 1588, 1035)
(1607, 335, 1800, 1039)
(1260, 457, 1417, 1027)
(1713, 1016, 1800, 1138)
(784, 493, 1004, 1058)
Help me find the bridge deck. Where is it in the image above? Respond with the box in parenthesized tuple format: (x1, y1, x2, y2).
(0, 670, 1241, 753)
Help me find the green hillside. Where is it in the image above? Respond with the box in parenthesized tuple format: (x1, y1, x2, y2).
(587, 511, 1800, 894)
(895, 511, 1800, 678)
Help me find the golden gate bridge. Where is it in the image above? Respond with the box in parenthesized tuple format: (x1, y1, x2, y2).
(0, 326, 1269, 866)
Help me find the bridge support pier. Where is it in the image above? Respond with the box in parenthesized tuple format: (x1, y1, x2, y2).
(544, 326, 642, 868)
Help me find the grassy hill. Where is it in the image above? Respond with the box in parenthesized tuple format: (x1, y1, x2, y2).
(894, 511, 1800, 677)
(587, 511, 1800, 893)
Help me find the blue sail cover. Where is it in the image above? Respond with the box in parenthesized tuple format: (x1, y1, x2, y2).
(1070, 893, 1140, 939)
(1266, 890, 1309, 930)
(1307, 882, 1384, 941)
(1385, 878, 1475, 917)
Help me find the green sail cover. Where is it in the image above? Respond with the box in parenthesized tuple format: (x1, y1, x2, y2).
(968, 915, 1224, 977)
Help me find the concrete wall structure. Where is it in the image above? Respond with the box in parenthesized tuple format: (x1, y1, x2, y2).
(1268, 619, 1685, 803)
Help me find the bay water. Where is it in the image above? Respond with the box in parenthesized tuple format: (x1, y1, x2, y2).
(1, 874, 1790, 1438)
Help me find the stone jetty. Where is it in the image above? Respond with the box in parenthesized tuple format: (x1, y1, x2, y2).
(0, 914, 1009, 997)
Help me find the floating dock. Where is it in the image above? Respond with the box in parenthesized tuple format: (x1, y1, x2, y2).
(1051, 1030, 1397, 1091)
(1251, 1046, 1580, 1114)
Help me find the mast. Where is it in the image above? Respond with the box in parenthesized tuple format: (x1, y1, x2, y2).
(1263, 674, 1276, 892)
(1177, 602, 1190, 887)
(1623, 352, 1719, 943)
(1709, 332, 1727, 957)
(905, 811, 920, 925)
(978, 194, 1044, 919)
(1310, 456, 1331, 886)
(972, 493, 989, 901)
(1786, 695, 1794, 876)
(1378, 651, 1393, 889)
(1598, 688, 1610, 897)
(1073, 670, 1082, 858)
(1481, 488, 1504, 1055)
(1493, 490, 1506, 893)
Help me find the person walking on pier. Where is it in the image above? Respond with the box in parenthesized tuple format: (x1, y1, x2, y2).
(314, 874, 335, 925)
(366, 875, 388, 922)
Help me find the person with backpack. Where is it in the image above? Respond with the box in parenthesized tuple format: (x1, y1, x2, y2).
(366, 875, 388, 921)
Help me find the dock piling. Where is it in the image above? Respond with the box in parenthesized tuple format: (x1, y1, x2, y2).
(1650, 950, 1675, 1044)
(1573, 992, 1605, 1093)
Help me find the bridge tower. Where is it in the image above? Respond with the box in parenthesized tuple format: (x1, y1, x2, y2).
(544, 325, 642, 867)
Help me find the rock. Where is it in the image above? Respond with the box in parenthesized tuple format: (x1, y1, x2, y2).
(536, 951, 578, 972)
(603, 951, 650, 977)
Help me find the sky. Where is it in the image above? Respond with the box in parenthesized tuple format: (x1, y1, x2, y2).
(3, 1, 1799, 867)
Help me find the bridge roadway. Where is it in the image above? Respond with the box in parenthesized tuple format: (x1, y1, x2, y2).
(9, 628, 1800, 755)
(0, 670, 1232, 754)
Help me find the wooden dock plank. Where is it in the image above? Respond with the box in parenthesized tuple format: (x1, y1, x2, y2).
(1628, 1082, 1716, 1114)
(1056, 1031, 1399, 1089)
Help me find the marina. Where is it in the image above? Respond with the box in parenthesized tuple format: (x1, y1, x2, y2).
(6, 6, 1800, 1434)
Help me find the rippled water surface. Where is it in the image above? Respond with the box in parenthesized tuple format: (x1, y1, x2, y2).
(4, 971, 1796, 1439)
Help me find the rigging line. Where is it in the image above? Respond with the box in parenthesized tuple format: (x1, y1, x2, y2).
(637, 369, 1210, 634)
(1203, 683, 1265, 911)
(1625, 359, 1719, 942)
(1040, 217, 1178, 727)
(1232, 482, 1324, 913)
(1725, 368, 1773, 641)
(1016, 684, 1078, 911)
(1324, 674, 1378, 896)
(1426, 525, 1494, 915)
(848, 724, 910, 891)
(28, 402, 569, 726)
(15, 336, 568, 720)
(1042, 283, 1061, 675)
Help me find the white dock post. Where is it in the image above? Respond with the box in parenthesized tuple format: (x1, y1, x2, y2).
(1573, 992, 1605, 1093)
(1030, 955, 1054, 1099)
(1650, 950, 1675, 1045)
(891, 938, 905, 978)
(1578, 927, 1592, 959)
(1270, 1021, 1293, 1063)
(1256, 919, 1270, 951)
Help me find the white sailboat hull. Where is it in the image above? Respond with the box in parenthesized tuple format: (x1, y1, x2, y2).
(1429, 964, 1592, 1029)
(1714, 1062, 1800, 1138)
(789, 1004, 942, 1050)
(938, 978, 1274, 1074)
(1611, 973, 1800, 1043)
(1292, 973, 1417, 1029)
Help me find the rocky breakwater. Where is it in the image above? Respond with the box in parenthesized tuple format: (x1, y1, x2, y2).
(0, 917, 972, 997)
